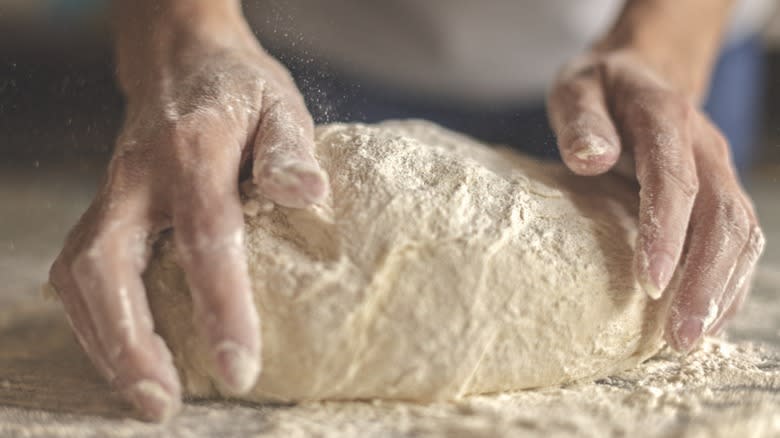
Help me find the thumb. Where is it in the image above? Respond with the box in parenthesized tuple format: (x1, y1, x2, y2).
(252, 91, 329, 209)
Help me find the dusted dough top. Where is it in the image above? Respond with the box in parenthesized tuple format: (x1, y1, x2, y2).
(144, 120, 669, 402)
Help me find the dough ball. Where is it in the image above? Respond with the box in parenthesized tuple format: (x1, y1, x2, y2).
(144, 120, 670, 402)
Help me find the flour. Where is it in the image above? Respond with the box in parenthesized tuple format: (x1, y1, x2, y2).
(144, 120, 671, 402)
(0, 301, 775, 437)
(255, 339, 779, 437)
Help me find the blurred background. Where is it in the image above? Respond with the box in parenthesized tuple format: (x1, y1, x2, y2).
(0, 1, 779, 338)
(2, 0, 780, 164)
(0, 3, 779, 433)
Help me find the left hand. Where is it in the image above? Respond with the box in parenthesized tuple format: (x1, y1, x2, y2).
(547, 50, 765, 352)
(48, 26, 328, 420)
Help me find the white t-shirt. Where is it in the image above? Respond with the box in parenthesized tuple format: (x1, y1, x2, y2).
(247, 0, 774, 106)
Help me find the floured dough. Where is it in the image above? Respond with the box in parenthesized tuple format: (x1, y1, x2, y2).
(144, 120, 671, 402)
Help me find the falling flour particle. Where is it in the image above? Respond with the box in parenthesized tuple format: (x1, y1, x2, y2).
(144, 120, 673, 402)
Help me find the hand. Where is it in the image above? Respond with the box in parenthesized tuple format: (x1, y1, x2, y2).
(547, 50, 765, 352)
(48, 37, 328, 420)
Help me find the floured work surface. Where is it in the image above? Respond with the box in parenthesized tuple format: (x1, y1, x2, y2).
(0, 304, 777, 437)
(0, 122, 778, 437)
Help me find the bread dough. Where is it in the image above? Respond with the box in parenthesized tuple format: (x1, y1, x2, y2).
(144, 120, 671, 402)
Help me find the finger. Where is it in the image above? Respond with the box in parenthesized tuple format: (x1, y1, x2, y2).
(173, 158, 260, 395)
(253, 87, 329, 208)
(50, 257, 114, 382)
(69, 197, 181, 421)
(548, 59, 622, 175)
(622, 95, 699, 300)
(709, 279, 748, 337)
(665, 144, 752, 352)
(706, 223, 765, 335)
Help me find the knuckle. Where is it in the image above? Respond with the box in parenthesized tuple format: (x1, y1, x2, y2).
(174, 108, 223, 133)
(694, 116, 732, 159)
(173, 201, 243, 258)
(626, 90, 694, 127)
(70, 227, 136, 282)
(176, 193, 238, 225)
(555, 55, 599, 83)
(109, 342, 152, 375)
(163, 115, 241, 172)
(176, 220, 244, 257)
(672, 97, 695, 122)
(712, 196, 750, 241)
(267, 56, 296, 83)
(169, 116, 227, 155)
(656, 166, 699, 199)
(70, 244, 104, 282)
(261, 93, 286, 117)
(710, 129, 731, 159)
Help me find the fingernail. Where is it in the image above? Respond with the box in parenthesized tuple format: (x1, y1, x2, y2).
(215, 341, 260, 394)
(642, 252, 675, 300)
(126, 380, 179, 422)
(259, 161, 329, 207)
(674, 318, 703, 352)
(294, 167, 329, 202)
(570, 135, 610, 161)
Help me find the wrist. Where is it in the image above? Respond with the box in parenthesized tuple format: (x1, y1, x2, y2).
(594, 0, 734, 101)
(114, 0, 260, 96)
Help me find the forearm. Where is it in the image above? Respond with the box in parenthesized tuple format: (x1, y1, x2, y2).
(113, 0, 258, 96)
(596, 0, 735, 101)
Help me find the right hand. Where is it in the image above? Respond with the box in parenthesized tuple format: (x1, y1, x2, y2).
(547, 51, 765, 352)
(49, 30, 328, 420)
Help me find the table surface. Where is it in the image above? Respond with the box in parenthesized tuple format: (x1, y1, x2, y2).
(0, 160, 777, 437)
